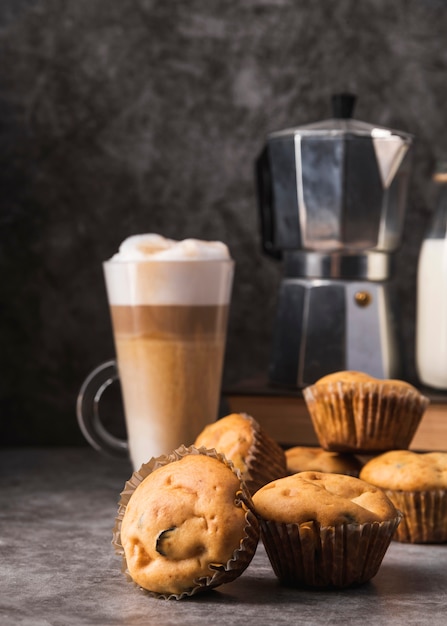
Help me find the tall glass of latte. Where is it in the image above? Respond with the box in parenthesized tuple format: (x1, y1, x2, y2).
(77, 234, 234, 470)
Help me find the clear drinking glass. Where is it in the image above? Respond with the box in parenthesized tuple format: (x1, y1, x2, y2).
(77, 257, 234, 470)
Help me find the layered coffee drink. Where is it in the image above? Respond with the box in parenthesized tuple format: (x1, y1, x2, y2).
(103, 234, 234, 470)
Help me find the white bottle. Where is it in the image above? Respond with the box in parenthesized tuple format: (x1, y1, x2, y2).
(416, 167, 447, 388)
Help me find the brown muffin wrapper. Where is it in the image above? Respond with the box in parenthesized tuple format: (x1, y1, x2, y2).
(382, 488, 447, 543)
(240, 413, 288, 494)
(112, 444, 260, 600)
(259, 514, 402, 589)
(303, 382, 429, 453)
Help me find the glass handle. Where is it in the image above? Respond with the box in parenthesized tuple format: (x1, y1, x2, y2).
(76, 360, 128, 457)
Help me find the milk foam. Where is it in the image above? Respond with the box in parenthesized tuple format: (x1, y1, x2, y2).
(104, 234, 233, 306)
(111, 234, 231, 262)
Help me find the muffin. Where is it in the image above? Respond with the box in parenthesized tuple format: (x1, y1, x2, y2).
(194, 412, 287, 493)
(285, 446, 363, 477)
(112, 445, 260, 599)
(303, 370, 429, 453)
(252, 471, 401, 588)
(360, 450, 447, 543)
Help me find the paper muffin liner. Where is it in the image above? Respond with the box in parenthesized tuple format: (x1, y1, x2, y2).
(112, 444, 260, 600)
(258, 514, 402, 588)
(239, 413, 287, 494)
(382, 488, 447, 543)
(303, 381, 429, 453)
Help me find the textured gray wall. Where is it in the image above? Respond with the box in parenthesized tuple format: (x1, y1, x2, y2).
(1, 0, 447, 444)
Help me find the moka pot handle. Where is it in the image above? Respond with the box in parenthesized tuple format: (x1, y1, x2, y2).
(255, 146, 282, 259)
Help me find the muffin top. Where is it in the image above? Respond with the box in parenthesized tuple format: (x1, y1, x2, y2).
(314, 370, 417, 391)
(120, 453, 255, 596)
(285, 446, 362, 476)
(194, 413, 254, 474)
(360, 450, 447, 491)
(315, 371, 373, 385)
(252, 471, 397, 526)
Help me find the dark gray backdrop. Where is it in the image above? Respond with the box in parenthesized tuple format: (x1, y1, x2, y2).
(1, 0, 446, 445)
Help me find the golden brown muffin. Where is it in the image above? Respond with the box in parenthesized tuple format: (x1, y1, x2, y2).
(285, 446, 363, 477)
(253, 471, 397, 526)
(112, 446, 259, 598)
(194, 413, 287, 493)
(252, 471, 401, 588)
(360, 450, 447, 543)
(303, 370, 429, 453)
(315, 371, 374, 385)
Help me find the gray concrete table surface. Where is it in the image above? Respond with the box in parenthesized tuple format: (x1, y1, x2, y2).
(0, 447, 446, 626)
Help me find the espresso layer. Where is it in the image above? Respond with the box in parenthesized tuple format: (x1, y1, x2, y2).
(110, 305, 229, 337)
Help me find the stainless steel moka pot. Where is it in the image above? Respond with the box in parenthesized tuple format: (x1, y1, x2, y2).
(256, 94, 413, 387)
